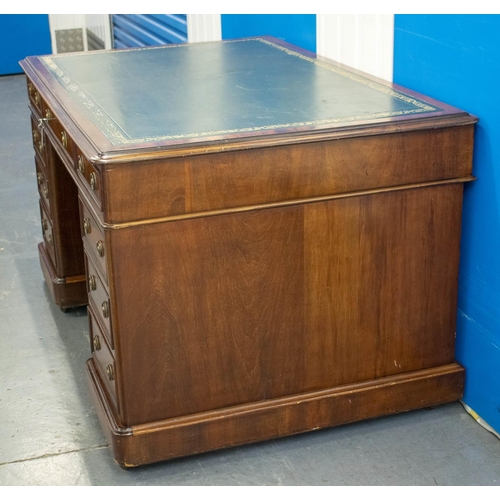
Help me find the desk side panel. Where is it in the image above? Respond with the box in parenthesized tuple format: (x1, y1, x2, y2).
(108, 183, 463, 426)
(102, 125, 474, 224)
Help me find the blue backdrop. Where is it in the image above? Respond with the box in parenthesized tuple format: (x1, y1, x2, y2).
(0, 15, 51, 75)
(394, 14, 500, 432)
(221, 14, 316, 53)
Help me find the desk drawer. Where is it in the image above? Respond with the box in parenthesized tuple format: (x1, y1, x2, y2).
(35, 157, 51, 215)
(44, 106, 76, 162)
(80, 201, 108, 281)
(85, 252, 113, 348)
(39, 201, 56, 267)
(89, 306, 117, 408)
(30, 116, 46, 160)
(27, 80, 43, 116)
(76, 150, 102, 207)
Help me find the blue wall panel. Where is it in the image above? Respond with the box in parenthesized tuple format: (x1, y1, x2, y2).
(394, 14, 500, 432)
(0, 15, 51, 75)
(221, 14, 316, 53)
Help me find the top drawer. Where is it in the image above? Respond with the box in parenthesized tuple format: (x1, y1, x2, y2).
(76, 150, 103, 208)
(43, 106, 76, 163)
(27, 80, 43, 116)
(26, 80, 77, 168)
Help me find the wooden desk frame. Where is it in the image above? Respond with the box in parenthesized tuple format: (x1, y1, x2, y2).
(21, 37, 476, 468)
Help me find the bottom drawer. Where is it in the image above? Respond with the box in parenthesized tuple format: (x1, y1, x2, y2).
(89, 306, 117, 408)
(39, 201, 56, 268)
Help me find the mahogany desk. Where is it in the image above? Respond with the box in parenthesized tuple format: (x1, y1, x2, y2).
(21, 37, 476, 467)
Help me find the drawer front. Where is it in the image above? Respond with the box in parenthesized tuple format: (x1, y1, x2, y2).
(39, 201, 56, 267)
(80, 201, 108, 281)
(85, 252, 113, 348)
(35, 157, 51, 215)
(45, 106, 76, 162)
(27, 80, 43, 116)
(30, 116, 46, 160)
(76, 150, 102, 206)
(89, 307, 117, 407)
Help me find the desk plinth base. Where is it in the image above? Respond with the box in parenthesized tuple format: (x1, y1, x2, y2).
(86, 359, 464, 468)
(38, 242, 88, 309)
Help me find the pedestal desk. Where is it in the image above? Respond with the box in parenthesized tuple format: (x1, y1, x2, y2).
(21, 37, 476, 468)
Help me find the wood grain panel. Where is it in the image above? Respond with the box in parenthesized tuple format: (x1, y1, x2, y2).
(109, 207, 304, 425)
(107, 183, 462, 426)
(303, 184, 463, 389)
(103, 126, 474, 224)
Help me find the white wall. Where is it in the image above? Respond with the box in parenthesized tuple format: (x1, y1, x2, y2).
(316, 15, 394, 82)
(187, 14, 221, 43)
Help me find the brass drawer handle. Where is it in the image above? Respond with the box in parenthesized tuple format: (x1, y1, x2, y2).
(32, 129, 38, 143)
(35, 92, 40, 107)
(28, 82, 33, 96)
(102, 300, 110, 319)
(37, 173, 43, 185)
(93, 335, 101, 352)
(83, 217, 91, 234)
(88, 274, 97, 291)
(78, 155, 85, 174)
(106, 364, 114, 381)
(61, 130, 68, 148)
(45, 109, 52, 120)
(90, 172, 97, 191)
(47, 234, 53, 246)
(43, 183, 49, 199)
(42, 218, 48, 231)
(38, 140, 44, 153)
(96, 240, 105, 258)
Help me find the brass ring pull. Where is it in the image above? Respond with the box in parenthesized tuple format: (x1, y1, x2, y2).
(96, 240, 105, 258)
(93, 335, 101, 352)
(102, 300, 110, 319)
(78, 155, 85, 174)
(61, 130, 68, 148)
(28, 82, 33, 96)
(37, 173, 43, 185)
(106, 364, 114, 381)
(42, 219, 48, 231)
(88, 275, 97, 291)
(90, 172, 97, 190)
(45, 109, 52, 120)
(35, 92, 40, 107)
(83, 217, 91, 234)
(43, 184, 49, 199)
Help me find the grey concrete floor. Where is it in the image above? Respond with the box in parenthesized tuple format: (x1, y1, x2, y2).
(1, 73, 499, 486)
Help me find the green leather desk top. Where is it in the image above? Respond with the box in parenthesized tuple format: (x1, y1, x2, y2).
(25, 37, 465, 153)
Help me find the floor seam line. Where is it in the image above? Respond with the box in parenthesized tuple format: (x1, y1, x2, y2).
(0, 443, 109, 467)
